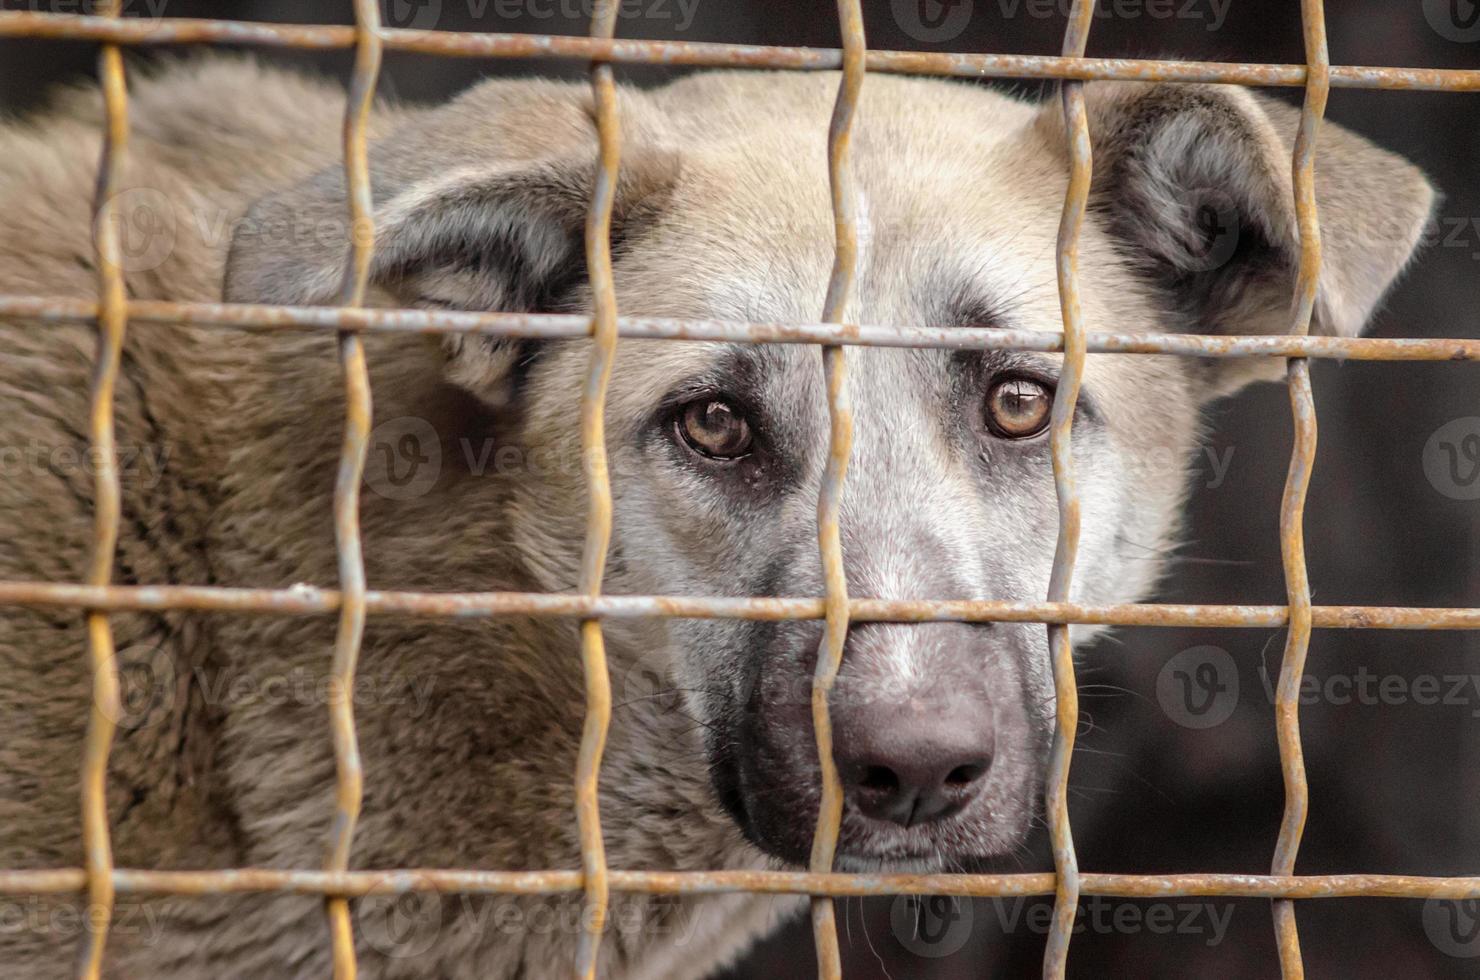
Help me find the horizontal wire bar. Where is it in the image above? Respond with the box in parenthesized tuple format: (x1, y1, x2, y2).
(1, 296, 1476, 361)
(1, 868, 1477, 901)
(2, 582, 1477, 629)
(3, 13, 1480, 92)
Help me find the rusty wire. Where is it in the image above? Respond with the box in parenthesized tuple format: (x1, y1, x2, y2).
(4, 581, 1480, 630)
(76, 1, 129, 976)
(1268, 2, 1331, 976)
(318, 2, 384, 977)
(1040, 1, 1096, 974)
(4, 866, 1480, 901)
(5, 295, 1480, 360)
(572, 2, 623, 976)
(0, 6, 1477, 980)
(5, 11, 1480, 92)
(806, 3, 864, 977)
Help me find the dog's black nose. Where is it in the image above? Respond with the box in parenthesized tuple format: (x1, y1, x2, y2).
(832, 697, 995, 828)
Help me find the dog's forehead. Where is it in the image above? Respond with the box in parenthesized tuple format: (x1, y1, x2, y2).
(616, 74, 1077, 330)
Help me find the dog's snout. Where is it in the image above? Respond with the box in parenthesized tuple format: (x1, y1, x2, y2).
(833, 697, 995, 828)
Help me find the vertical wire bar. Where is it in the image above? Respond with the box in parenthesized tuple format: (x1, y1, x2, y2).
(573, 2, 622, 976)
(1271, 1, 1329, 976)
(1041, 1, 1095, 976)
(323, 2, 384, 977)
(77, 1, 129, 975)
(807, 3, 863, 978)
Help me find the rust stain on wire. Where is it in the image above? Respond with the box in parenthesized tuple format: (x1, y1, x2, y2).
(321, 3, 384, 977)
(807, 4, 864, 978)
(76, 1, 129, 975)
(3, 295, 1478, 360)
(1041, 2, 1096, 976)
(572, 3, 623, 976)
(1271, 3, 1330, 976)
(6, 12, 1480, 92)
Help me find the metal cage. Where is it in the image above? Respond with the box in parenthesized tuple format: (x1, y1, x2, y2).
(1, 2, 1479, 978)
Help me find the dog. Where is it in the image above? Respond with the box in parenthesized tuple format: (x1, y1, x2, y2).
(0, 57, 1432, 978)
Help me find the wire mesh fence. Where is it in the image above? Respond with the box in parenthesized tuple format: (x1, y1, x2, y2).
(0, 2, 1478, 978)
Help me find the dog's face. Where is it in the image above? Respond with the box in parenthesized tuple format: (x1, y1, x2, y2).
(228, 72, 1432, 867)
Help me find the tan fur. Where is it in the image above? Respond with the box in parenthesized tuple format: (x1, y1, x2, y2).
(0, 58, 1432, 978)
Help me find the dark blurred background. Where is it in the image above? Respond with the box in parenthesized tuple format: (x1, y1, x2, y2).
(2, 0, 1477, 976)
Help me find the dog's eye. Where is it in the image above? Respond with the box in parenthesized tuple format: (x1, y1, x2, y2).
(986, 377, 1053, 439)
(676, 399, 754, 459)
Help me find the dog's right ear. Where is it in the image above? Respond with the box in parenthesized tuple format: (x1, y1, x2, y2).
(225, 83, 676, 408)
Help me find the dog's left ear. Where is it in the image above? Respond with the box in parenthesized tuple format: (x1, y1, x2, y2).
(1044, 82, 1436, 395)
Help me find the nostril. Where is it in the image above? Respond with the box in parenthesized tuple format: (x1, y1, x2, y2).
(859, 765, 899, 794)
(945, 761, 988, 787)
